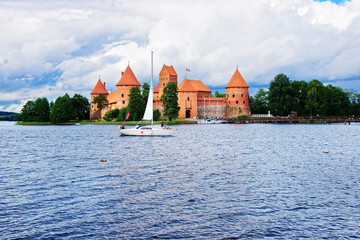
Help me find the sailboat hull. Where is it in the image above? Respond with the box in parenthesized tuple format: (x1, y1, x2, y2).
(119, 127, 175, 136)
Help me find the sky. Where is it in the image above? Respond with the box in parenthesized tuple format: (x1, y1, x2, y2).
(0, 0, 359, 112)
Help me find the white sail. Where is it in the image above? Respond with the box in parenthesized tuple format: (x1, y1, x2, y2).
(143, 87, 153, 120)
(142, 51, 154, 121)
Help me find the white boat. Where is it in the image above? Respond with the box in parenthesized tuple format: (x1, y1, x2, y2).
(198, 118, 216, 124)
(119, 125, 175, 136)
(119, 51, 175, 136)
(215, 119, 227, 124)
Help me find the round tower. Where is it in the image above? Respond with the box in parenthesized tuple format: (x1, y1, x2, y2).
(90, 78, 109, 120)
(114, 65, 141, 109)
(225, 68, 251, 117)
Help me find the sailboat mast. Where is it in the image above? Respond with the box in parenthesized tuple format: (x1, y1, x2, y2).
(151, 51, 154, 127)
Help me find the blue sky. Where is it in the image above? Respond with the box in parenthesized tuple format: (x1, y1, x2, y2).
(0, 0, 359, 112)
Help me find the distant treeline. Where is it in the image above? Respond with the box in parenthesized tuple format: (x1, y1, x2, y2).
(17, 93, 90, 123)
(0, 111, 17, 121)
(250, 74, 360, 116)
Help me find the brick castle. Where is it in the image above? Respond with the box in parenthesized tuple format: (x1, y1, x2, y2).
(90, 64, 250, 120)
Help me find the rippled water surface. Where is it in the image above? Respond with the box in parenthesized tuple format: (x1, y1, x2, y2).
(1, 121, 360, 239)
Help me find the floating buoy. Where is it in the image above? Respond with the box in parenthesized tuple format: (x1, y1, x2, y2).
(99, 159, 107, 162)
(322, 150, 329, 153)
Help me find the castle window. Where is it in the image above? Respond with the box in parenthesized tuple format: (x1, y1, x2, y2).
(121, 94, 124, 98)
(243, 101, 245, 104)
(232, 94, 235, 98)
(122, 101, 125, 104)
(163, 83, 165, 86)
(241, 94, 243, 97)
(187, 97, 190, 101)
(236, 101, 238, 104)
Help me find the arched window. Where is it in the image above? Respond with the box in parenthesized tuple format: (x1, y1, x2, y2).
(121, 94, 124, 98)
(187, 97, 190, 101)
(241, 94, 243, 97)
(236, 101, 238, 104)
(122, 101, 125, 104)
(232, 94, 235, 98)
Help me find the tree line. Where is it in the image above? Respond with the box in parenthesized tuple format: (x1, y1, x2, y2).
(0, 111, 17, 121)
(18, 94, 90, 123)
(93, 81, 180, 122)
(250, 74, 360, 117)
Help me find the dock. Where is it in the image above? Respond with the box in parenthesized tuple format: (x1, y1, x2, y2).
(227, 116, 360, 124)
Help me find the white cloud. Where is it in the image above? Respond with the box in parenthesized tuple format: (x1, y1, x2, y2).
(3, 99, 32, 113)
(1, 0, 360, 111)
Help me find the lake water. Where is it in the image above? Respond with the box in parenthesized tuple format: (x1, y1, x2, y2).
(1, 121, 360, 239)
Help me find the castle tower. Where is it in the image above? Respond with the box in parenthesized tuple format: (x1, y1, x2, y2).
(112, 65, 141, 109)
(225, 68, 251, 117)
(90, 79, 109, 120)
(154, 65, 177, 100)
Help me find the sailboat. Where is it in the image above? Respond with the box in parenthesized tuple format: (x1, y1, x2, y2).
(119, 51, 176, 136)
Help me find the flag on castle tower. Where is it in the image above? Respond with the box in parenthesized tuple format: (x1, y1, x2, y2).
(186, 68, 190, 72)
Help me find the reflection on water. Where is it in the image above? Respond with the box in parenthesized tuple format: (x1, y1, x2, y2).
(1, 122, 360, 239)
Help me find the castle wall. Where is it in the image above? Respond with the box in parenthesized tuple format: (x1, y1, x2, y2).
(226, 105, 251, 118)
(197, 104, 227, 119)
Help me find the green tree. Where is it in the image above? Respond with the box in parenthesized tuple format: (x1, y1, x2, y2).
(214, 90, 226, 97)
(160, 82, 180, 121)
(103, 108, 120, 121)
(72, 94, 90, 121)
(153, 109, 161, 121)
(127, 86, 145, 121)
(33, 97, 50, 122)
(103, 110, 113, 122)
(92, 93, 108, 112)
(19, 100, 35, 122)
(291, 80, 308, 116)
(305, 79, 324, 116)
(349, 91, 360, 116)
(322, 85, 350, 116)
(142, 82, 150, 104)
(116, 107, 129, 121)
(50, 94, 75, 123)
(250, 88, 268, 114)
(268, 74, 294, 116)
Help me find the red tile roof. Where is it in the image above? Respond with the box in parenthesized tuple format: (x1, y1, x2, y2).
(91, 79, 109, 95)
(153, 84, 159, 93)
(166, 65, 177, 76)
(107, 91, 118, 104)
(178, 79, 212, 92)
(116, 65, 141, 86)
(161, 65, 177, 76)
(226, 69, 249, 88)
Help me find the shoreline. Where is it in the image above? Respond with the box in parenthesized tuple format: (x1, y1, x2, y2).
(15, 119, 198, 126)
